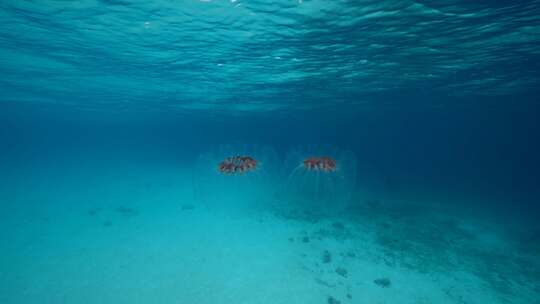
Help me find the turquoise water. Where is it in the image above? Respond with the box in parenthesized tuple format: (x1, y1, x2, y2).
(1, 1, 540, 303)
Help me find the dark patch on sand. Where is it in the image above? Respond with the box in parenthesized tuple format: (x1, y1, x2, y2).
(335, 267, 348, 278)
(374, 278, 391, 288)
(87, 208, 102, 216)
(181, 204, 195, 211)
(322, 250, 332, 263)
(332, 221, 345, 230)
(115, 207, 139, 217)
(315, 278, 335, 288)
(327, 296, 341, 304)
(314, 226, 353, 241)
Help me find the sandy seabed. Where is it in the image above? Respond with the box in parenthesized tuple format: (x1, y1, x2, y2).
(1, 162, 538, 304)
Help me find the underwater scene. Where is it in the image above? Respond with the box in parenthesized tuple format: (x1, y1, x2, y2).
(1, 1, 540, 303)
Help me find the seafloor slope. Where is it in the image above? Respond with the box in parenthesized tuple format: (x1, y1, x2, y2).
(1, 161, 538, 304)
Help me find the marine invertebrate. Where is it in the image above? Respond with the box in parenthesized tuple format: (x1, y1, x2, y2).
(281, 147, 357, 214)
(303, 156, 337, 172)
(193, 144, 280, 212)
(218, 155, 258, 174)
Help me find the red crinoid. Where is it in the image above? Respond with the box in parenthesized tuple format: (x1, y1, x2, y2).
(218, 156, 258, 174)
(303, 156, 337, 173)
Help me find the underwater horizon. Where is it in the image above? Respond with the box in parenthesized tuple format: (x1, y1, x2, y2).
(1, 1, 540, 303)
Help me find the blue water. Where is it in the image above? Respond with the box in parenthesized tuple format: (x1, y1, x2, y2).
(1, 1, 540, 303)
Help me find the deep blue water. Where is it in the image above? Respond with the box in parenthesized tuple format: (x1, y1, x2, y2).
(1, 1, 540, 303)
(3, 99, 539, 219)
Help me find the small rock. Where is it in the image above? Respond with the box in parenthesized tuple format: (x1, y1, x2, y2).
(288, 237, 294, 242)
(181, 204, 195, 211)
(327, 296, 341, 304)
(302, 236, 310, 243)
(322, 250, 332, 263)
(346, 294, 352, 299)
(335, 267, 347, 277)
(103, 221, 112, 227)
(374, 278, 391, 288)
